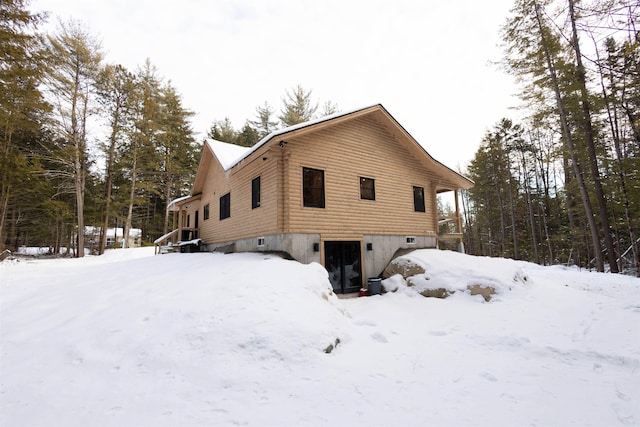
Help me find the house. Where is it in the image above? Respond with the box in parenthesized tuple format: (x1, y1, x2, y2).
(156, 104, 473, 294)
(86, 226, 142, 250)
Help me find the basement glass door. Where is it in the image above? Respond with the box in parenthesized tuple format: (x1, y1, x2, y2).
(324, 241, 362, 294)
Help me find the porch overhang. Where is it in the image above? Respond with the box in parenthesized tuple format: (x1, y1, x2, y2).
(168, 194, 201, 212)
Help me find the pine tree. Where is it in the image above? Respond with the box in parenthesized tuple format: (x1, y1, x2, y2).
(45, 19, 103, 257)
(157, 82, 198, 235)
(95, 63, 135, 253)
(566, 0, 618, 272)
(467, 120, 519, 258)
(599, 34, 640, 274)
(207, 117, 237, 143)
(320, 100, 340, 117)
(502, 0, 604, 270)
(278, 84, 318, 126)
(123, 59, 162, 246)
(235, 122, 259, 147)
(0, 0, 50, 251)
(249, 102, 278, 138)
(0, 0, 50, 252)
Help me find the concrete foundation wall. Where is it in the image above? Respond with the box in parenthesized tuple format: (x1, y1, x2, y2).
(362, 235, 437, 280)
(204, 233, 322, 265)
(205, 232, 436, 287)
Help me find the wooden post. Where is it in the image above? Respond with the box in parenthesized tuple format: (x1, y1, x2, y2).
(177, 208, 183, 245)
(454, 190, 462, 234)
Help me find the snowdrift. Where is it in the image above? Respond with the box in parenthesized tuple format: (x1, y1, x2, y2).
(1, 247, 638, 427)
(382, 249, 533, 299)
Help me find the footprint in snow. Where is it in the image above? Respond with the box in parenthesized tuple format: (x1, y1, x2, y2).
(370, 331, 388, 343)
(480, 371, 498, 382)
(107, 406, 123, 416)
(354, 319, 377, 327)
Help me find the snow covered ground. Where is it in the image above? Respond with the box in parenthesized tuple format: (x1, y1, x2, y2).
(1, 248, 638, 426)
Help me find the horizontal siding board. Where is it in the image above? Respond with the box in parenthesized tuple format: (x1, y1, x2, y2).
(286, 115, 440, 236)
(185, 108, 461, 247)
(197, 146, 280, 244)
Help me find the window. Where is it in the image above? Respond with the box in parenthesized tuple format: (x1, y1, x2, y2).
(203, 203, 210, 220)
(220, 192, 230, 220)
(406, 236, 417, 244)
(257, 237, 265, 247)
(413, 186, 425, 212)
(303, 167, 325, 208)
(360, 177, 375, 200)
(252, 176, 261, 209)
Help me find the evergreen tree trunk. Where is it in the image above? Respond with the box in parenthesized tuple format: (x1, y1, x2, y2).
(124, 149, 138, 249)
(567, 0, 618, 272)
(507, 168, 519, 259)
(597, 38, 640, 275)
(522, 152, 540, 263)
(70, 67, 85, 257)
(0, 124, 11, 252)
(0, 187, 8, 251)
(96, 65, 135, 253)
(533, 1, 604, 271)
(493, 171, 507, 257)
(533, 130, 554, 263)
(46, 21, 102, 257)
(99, 119, 118, 254)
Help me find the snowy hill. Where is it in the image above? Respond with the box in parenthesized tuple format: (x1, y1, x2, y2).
(1, 248, 638, 426)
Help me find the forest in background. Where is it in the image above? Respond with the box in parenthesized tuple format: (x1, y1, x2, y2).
(1, 0, 638, 275)
(461, 0, 638, 275)
(1, 0, 335, 257)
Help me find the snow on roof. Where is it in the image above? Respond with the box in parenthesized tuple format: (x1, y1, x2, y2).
(203, 103, 472, 188)
(167, 194, 198, 210)
(209, 104, 380, 172)
(206, 139, 252, 170)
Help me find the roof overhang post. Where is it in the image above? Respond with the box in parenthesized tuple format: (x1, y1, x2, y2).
(177, 208, 184, 244)
(455, 189, 462, 234)
(172, 207, 178, 230)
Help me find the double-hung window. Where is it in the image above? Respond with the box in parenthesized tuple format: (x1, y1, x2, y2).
(220, 192, 231, 220)
(252, 176, 261, 209)
(303, 167, 325, 208)
(360, 177, 375, 200)
(413, 186, 425, 212)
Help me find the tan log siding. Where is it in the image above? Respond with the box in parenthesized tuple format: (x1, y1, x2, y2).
(198, 147, 280, 243)
(195, 111, 459, 246)
(286, 115, 439, 235)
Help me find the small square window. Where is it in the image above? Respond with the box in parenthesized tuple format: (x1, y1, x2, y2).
(406, 236, 416, 244)
(257, 237, 265, 247)
(360, 177, 375, 200)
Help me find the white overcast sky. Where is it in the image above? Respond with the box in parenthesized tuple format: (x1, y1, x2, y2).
(30, 0, 519, 171)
